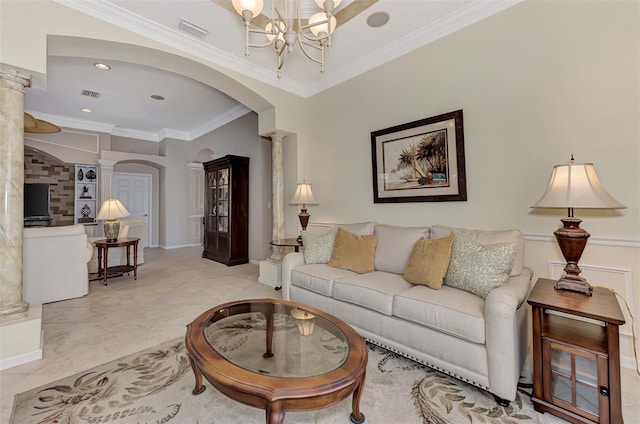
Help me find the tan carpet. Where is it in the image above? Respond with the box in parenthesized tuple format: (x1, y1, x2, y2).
(11, 337, 545, 424)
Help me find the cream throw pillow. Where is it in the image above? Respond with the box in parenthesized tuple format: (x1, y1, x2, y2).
(301, 227, 337, 264)
(402, 235, 455, 289)
(328, 228, 378, 273)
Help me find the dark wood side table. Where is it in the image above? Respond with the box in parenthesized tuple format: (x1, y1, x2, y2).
(527, 278, 625, 424)
(269, 238, 303, 252)
(94, 237, 140, 286)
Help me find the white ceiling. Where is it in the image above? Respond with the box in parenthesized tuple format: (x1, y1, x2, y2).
(24, 0, 521, 142)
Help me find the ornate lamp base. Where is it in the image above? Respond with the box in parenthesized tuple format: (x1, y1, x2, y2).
(103, 220, 120, 242)
(554, 217, 592, 296)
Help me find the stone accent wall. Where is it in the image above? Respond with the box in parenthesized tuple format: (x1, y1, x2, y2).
(24, 149, 75, 226)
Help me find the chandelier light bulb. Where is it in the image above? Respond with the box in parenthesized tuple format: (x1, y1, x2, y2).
(309, 12, 336, 37)
(265, 20, 286, 42)
(232, 0, 264, 19)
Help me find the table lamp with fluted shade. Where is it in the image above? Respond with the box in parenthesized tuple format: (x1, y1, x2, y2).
(96, 199, 130, 242)
(531, 155, 626, 295)
(289, 182, 318, 242)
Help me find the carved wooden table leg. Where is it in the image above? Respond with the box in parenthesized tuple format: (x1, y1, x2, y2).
(188, 355, 206, 395)
(266, 401, 286, 424)
(350, 370, 366, 423)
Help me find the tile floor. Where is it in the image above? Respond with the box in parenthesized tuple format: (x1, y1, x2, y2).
(1, 246, 639, 423)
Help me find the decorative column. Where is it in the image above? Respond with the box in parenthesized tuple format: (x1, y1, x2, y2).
(269, 131, 286, 262)
(98, 159, 117, 204)
(0, 68, 31, 321)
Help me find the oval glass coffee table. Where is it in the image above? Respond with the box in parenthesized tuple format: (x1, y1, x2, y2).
(185, 298, 367, 424)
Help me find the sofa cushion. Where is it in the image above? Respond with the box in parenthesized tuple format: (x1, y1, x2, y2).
(431, 225, 524, 276)
(374, 224, 430, 274)
(393, 284, 486, 344)
(291, 264, 356, 297)
(301, 227, 337, 264)
(333, 271, 413, 315)
(444, 234, 517, 299)
(402, 234, 455, 289)
(329, 228, 378, 273)
(336, 222, 376, 235)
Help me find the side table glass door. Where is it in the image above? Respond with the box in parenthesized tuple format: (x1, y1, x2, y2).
(544, 339, 609, 422)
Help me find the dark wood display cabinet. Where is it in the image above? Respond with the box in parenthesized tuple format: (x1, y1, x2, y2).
(202, 155, 249, 266)
(527, 278, 625, 424)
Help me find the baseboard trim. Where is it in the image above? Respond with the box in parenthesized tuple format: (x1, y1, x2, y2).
(0, 329, 44, 371)
(0, 348, 43, 371)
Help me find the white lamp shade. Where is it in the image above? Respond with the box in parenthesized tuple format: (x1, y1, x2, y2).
(289, 183, 318, 206)
(232, 0, 263, 17)
(308, 12, 336, 36)
(96, 199, 130, 220)
(531, 162, 625, 209)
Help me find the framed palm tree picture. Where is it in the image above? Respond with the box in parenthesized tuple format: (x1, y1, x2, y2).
(371, 110, 466, 203)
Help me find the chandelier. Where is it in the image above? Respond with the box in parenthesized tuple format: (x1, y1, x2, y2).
(231, 0, 341, 77)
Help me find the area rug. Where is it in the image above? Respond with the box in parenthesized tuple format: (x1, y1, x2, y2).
(11, 338, 544, 424)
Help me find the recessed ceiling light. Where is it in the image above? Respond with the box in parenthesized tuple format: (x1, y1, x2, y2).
(150, 95, 165, 101)
(81, 108, 92, 113)
(367, 11, 390, 28)
(94, 63, 111, 70)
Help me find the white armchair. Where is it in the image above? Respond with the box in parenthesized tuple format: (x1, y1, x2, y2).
(88, 219, 149, 273)
(23, 224, 92, 304)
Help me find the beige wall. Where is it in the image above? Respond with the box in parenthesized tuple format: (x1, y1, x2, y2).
(303, 1, 639, 367)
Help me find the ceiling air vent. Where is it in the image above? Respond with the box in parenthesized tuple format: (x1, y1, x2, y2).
(179, 19, 209, 38)
(81, 89, 101, 98)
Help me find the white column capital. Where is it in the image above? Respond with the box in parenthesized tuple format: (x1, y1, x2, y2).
(0, 68, 31, 93)
(98, 159, 118, 169)
(187, 162, 204, 170)
(265, 130, 291, 143)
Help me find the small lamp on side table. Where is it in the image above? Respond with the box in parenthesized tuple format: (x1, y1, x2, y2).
(289, 182, 318, 242)
(531, 155, 625, 295)
(96, 199, 130, 242)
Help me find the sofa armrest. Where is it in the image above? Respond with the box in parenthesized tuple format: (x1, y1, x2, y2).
(484, 267, 533, 400)
(281, 252, 305, 301)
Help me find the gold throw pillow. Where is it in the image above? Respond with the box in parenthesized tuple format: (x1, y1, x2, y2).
(328, 228, 378, 273)
(403, 235, 455, 289)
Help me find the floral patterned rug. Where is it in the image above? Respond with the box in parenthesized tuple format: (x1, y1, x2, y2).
(11, 337, 547, 424)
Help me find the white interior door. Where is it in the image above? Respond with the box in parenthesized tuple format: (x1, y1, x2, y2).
(113, 172, 151, 247)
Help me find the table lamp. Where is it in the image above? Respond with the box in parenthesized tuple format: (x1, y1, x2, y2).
(531, 155, 625, 295)
(289, 182, 318, 242)
(96, 199, 130, 242)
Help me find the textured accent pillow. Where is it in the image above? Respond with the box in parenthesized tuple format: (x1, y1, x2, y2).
(301, 227, 337, 264)
(444, 234, 517, 299)
(328, 228, 378, 273)
(431, 225, 524, 276)
(402, 235, 455, 289)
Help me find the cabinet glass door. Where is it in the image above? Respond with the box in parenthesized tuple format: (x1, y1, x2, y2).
(217, 168, 229, 233)
(544, 340, 608, 423)
(206, 171, 217, 232)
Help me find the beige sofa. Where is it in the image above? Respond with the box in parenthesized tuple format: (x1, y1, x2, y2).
(88, 218, 149, 273)
(281, 222, 533, 404)
(23, 224, 93, 304)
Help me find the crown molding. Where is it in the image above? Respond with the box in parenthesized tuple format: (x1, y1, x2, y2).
(189, 104, 252, 140)
(29, 111, 116, 134)
(28, 108, 251, 142)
